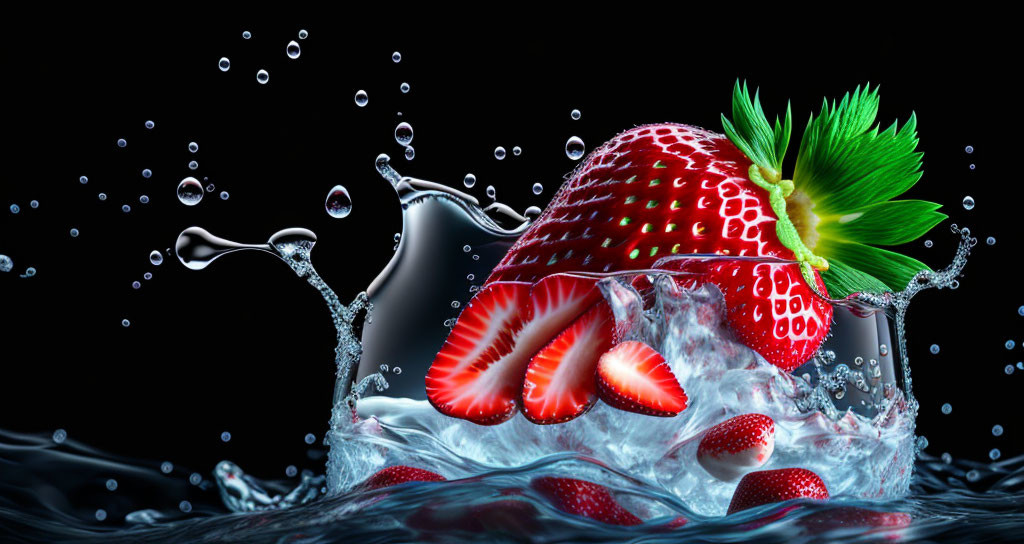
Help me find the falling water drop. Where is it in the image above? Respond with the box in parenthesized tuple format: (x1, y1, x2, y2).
(524, 206, 542, 220)
(106, 479, 118, 491)
(965, 145, 974, 154)
(463, 173, 476, 188)
(29, 200, 39, 209)
(571, 109, 581, 120)
(930, 344, 940, 354)
(218, 57, 230, 71)
(486, 185, 496, 199)
(993, 425, 1004, 436)
(354, 90, 368, 107)
(70, 228, 79, 237)
(325, 185, 353, 219)
(98, 193, 107, 201)
(986, 236, 996, 246)
(188, 142, 198, 153)
(188, 160, 199, 170)
(532, 182, 543, 195)
(400, 82, 410, 93)
(404, 146, 415, 160)
(394, 122, 414, 145)
(494, 146, 506, 160)
(52, 429, 66, 443)
(142, 168, 152, 178)
(220, 191, 229, 200)
(256, 70, 269, 84)
(941, 403, 952, 414)
(962, 196, 975, 210)
(242, 31, 251, 39)
(220, 432, 231, 443)
(924, 240, 933, 248)
(176, 177, 204, 206)
(304, 433, 316, 445)
(286, 40, 301, 59)
(79, 175, 89, 184)
(298, 29, 308, 39)
(121, 319, 131, 328)
(145, 120, 155, 129)
(139, 195, 150, 204)
(150, 250, 164, 266)
(392, 51, 401, 63)
(117, 138, 127, 148)
(9, 204, 19, 214)
(565, 136, 585, 160)
(512, 146, 522, 156)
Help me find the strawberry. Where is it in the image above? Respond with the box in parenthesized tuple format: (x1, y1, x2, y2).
(596, 341, 688, 416)
(530, 477, 642, 526)
(727, 468, 829, 514)
(796, 506, 912, 533)
(429, 83, 944, 425)
(697, 413, 775, 481)
(360, 465, 446, 490)
(522, 302, 614, 424)
(425, 275, 601, 424)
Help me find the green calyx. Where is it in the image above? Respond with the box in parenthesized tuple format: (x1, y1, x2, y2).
(722, 81, 946, 299)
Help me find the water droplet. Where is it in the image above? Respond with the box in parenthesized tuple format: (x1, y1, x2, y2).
(941, 403, 952, 414)
(256, 69, 269, 84)
(145, 120, 155, 129)
(286, 40, 301, 59)
(70, 228, 79, 237)
(219, 191, 229, 200)
(23, 267, 36, 277)
(967, 469, 980, 482)
(122, 204, 131, 213)
(924, 239, 933, 248)
(930, 344, 940, 354)
(400, 82, 410, 93)
(143, 272, 152, 280)
(79, 175, 89, 184)
(986, 236, 996, 245)
(565, 136, 585, 160)
(176, 177, 204, 206)
(494, 146, 506, 160)
(1006, 340, 1016, 350)
(9, 204, 19, 214)
(304, 433, 316, 445)
(379, 363, 389, 373)
(486, 185, 496, 199)
(188, 142, 199, 153)
(993, 425, 1004, 436)
(916, 435, 928, 450)
(52, 429, 67, 443)
(325, 185, 352, 219)
(990, 448, 1001, 461)
(513, 146, 522, 156)
(394, 122, 414, 146)
(29, 200, 39, 209)
(242, 31, 251, 39)
(392, 51, 401, 63)
(121, 319, 130, 327)
(942, 452, 953, 464)
(404, 145, 415, 160)
(132, 281, 141, 289)
(1018, 306, 1024, 317)
(206, 183, 215, 192)
(451, 300, 460, 309)
(965, 145, 974, 154)
(189, 473, 202, 486)
(532, 182, 543, 195)
(354, 90, 368, 107)
(393, 233, 401, 243)
(117, 138, 127, 148)
(969, 164, 976, 170)
(106, 479, 118, 491)
(218, 57, 230, 71)
(962, 196, 975, 210)
(472, 254, 480, 261)
(466, 273, 475, 281)
(1006, 365, 1015, 375)
(393, 367, 402, 375)
(1018, 362, 1024, 370)
(142, 168, 153, 179)
(571, 109, 581, 120)
(298, 29, 308, 39)
(179, 500, 192, 513)
(188, 160, 199, 170)
(220, 431, 231, 442)
(159, 462, 173, 474)
(524, 206, 542, 220)
(463, 173, 476, 188)
(95, 509, 107, 521)
(149, 250, 164, 266)
(286, 465, 298, 477)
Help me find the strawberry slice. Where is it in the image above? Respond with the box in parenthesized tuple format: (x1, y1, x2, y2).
(531, 477, 642, 526)
(697, 413, 775, 481)
(426, 275, 601, 425)
(596, 341, 688, 417)
(360, 465, 446, 490)
(522, 302, 614, 424)
(708, 261, 832, 372)
(727, 468, 829, 514)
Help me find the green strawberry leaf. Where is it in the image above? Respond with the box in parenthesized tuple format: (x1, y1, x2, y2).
(818, 200, 947, 246)
(820, 259, 891, 299)
(816, 238, 932, 293)
(721, 80, 791, 181)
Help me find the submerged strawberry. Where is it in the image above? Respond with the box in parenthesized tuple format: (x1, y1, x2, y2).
(531, 476, 642, 526)
(428, 82, 944, 425)
(727, 467, 829, 514)
(360, 465, 446, 490)
(697, 413, 775, 481)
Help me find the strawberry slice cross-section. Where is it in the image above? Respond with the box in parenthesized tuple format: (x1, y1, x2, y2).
(596, 341, 688, 417)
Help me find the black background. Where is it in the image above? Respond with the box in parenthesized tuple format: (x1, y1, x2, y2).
(0, 17, 1016, 484)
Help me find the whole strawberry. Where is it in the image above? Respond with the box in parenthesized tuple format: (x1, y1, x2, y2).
(427, 83, 943, 425)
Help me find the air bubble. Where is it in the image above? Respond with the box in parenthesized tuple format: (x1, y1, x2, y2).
(969, 164, 976, 170)
(466, 274, 475, 281)
(188, 160, 198, 170)
(190, 473, 202, 485)
(942, 452, 953, 464)
(394, 122, 413, 146)
(394, 367, 402, 375)
(98, 193, 107, 201)
(993, 425, 1004, 436)
(1006, 365, 1015, 375)
(179, 501, 192, 513)
(145, 120, 155, 129)
(10, 204, 19, 214)
(513, 146, 522, 156)
(967, 470, 980, 482)
(462, 245, 471, 253)
(404, 146, 415, 160)
(930, 344, 940, 354)
(966, 145, 974, 154)
(486, 185, 496, 199)
(472, 254, 479, 261)
(286, 40, 301, 59)
(220, 191, 229, 200)
(80, 175, 89, 184)
(494, 146, 506, 160)
(256, 69, 269, 84)
(400, 82, 410, 93)
(52, 429, 67, 443)
(962, 196, 975, 210)
(144, 272, 152, 280)
(23, 267, 36, 277)
(451, 300, 460, 308)
(924, 240, 933, 248)
(986, 236, 996, 245)
(463, 173, 476, 188)
(565, 136, 585, 160)
(142, 168, 152, 178)
(95, 509, 107, 521)
(117, 138, 127, 148)
(1006, 340, 1016, 350)
(132, 281, 141, 290)
(220, 431, 231, 442)
(325, 185, 353, 219)
(298, 29, 308, 39)
(242, 31, 251, 39)
(354, 90, 368, 107)
(106, 479, 118, 491)
(150, 250, 164, 266)
(122, 204, 131, 213)
(70, 228, 79, 237)
(206, 183, 215, 192)
(29, 200, 39, 209)
(218, 57, 230, 71)
(121, 319, 130, 327)
(916, 435, 928, 450)
(990, 449, 1001, 461)
(286, 465, 298, 477)
(160, 462, 173, 473)
(571, 109, 581, 120)
(1019, 306, 1024, 317)
(941, 403, 952, 414)
(177, 177, 204, 206)
(392, 51, 401, 63)
(532, 182, 543, 195)
(188, 142, 198, 153)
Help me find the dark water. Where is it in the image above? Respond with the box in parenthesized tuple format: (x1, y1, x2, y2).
(1, 427, 1021, 543)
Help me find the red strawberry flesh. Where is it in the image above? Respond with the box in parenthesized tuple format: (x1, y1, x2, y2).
(531, 476, 642, 526)
(596, 341, 688, 417)
(360, 465, 446, 490)
(727, 467, 829, 514)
